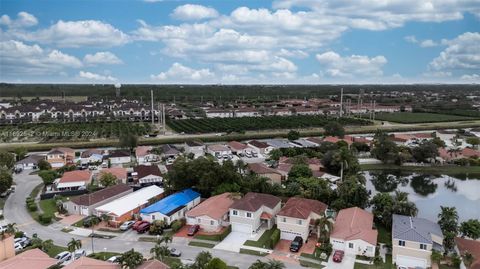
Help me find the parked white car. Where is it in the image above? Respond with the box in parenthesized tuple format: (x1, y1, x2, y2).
(14, 242, 23, 251)
(107, 256, 120, 263)
(74, 249, 87, 259)
(55, 251, 72, 264)
(119, 220, 136, 231)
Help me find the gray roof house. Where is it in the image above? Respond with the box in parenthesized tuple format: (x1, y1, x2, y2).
(392, 214, 444, 269)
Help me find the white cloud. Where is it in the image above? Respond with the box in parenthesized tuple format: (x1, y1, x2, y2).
(419, 39, 438, 47)
(316, 51, 387, 78)
(0, 40, 82, 76)
(404, 35, 418, 43)
(461, 74, 480, 81)
(171, 4, 219, 20)
(429, 32, 480, 70)
(423, 71, 452, 78)
(7, 20, 129, 47)
(0, 12, 38, 28)
(84, 51, 122, 65)
(78, 71, 117, 81)
(150, 63, 215, 82)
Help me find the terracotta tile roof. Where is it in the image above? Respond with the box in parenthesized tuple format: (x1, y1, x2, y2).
(248, 140, 270, 149)
(230, 192, 281, 212)
(455, 237, 480, 269)
(306, 137, 324, 145)
(109, 150, 131, 158)
(80, 149, 103, 158)
(70, 184, 131, 206)
(48, 147, 75, 156)
(62, 256, 121, 269)
(323, 136, 353, 145)
(99, 167, 128, 180)
(59, 170, 92, 183)
(208, 144, 230, 152)
(135, 146, 152, 157)
(228, 141, 248, 151)
(277, 197, 327, 220)
(0, 249, 57, 269)
(248, 163, 282, 175)
(461, 148, 480, 158)
(134, 165, 162, 179)
(330, 207, 378, 246)
(186, 192, 237, 220)
(137, 259, 170, 269)
(260, 212, 273, 219)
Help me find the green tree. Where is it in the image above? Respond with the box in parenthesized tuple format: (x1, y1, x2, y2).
(331, 178, 370, 210)
(67, 238, 82, 256)
(459, 219, 480, 240)
(0, 151, 15, 170)
(206, 258, 228, 269)
(119, 133, 138, 153)
(323, 122, 345, 138)
(287, 130, 300, 141)
(41, 239, 54, 252)
(373, 255, 383, 268)
(412, 140, 439, 163)
(194, 251, 212, 268)
(438, 206, 459, 252)
(463, 251, 474, 268)
(371, 191, 418, 228)
(316, 217, 333, 243)
(268, 149, 282, 161)
(13, 147, 28, 161)
(249, 259, 286, 269)
(99, 172, 117, 187)
(431, 137, 446, 148)
(0, 169, 13, 194)
(288, 164, 312, 179)
(431, 250, 443, 265)
(37, 159, 51, 170)
(371, 130, 400, 164)
(150, 242, 170, 262)
(466, 137, 480, 149)
(38, 170, 59, 185)
(119, 249, 144, 269)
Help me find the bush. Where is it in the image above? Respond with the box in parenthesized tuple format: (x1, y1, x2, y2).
(270, 229, 280, 248)
(27, 203, 38, 212)
(319, 242, 333, 256)
(26, 197, 34, 203)
(171, 219, 185, 233)
(14, 231, 25, 238)
(38, 213, 53, 224)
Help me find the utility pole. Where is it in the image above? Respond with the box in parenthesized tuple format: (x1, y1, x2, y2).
(162, 104, 166, 134)
(339, 88, 344, 117)
(151, 90, 154, 125)
(372, 100, 376, 121)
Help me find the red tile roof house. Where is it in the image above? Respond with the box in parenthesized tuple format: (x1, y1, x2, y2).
(97, 167, 128, 184)
(247, 140, 274, 155)
(229, 192, 281, 235)
(455, 237, 480, 269)
(133, 165, 163, 185)
(227, 141, 254, 155)
(54, 170, 92, 191)
(276, 197, 328, 242)
(135, 146, 159, 164)
(63, 256, 121, 269)
(46, 147, 75, 168)
(247, 163, 283, 185)
(438, 147, 480, 162)
(0, 248, 57, 269)
(330, 207, 378, 257)
(62, 184, 132, 216)
(186, 192, 238, 232)
(137, 259, 170, 269)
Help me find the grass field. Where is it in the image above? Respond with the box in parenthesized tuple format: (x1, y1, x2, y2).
(244, 227, 277, 249)
(188, 241, 216, 248)
(372, 112, 477, 123)
(88, 252, 122, 261)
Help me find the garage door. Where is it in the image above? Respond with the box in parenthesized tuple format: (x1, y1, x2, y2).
(281, 230, 302, 241)
(396, 255, 427, 268)
(232, 223, 252, 234)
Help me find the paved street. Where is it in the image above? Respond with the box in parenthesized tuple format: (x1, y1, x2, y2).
(2, 170, 307, 269)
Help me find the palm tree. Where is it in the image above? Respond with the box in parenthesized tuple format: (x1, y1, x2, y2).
(41, 239, 54, 252)
(5, 223, 17, 234)
(119, 249, 143, 269)
(315, 217, 333, 243)
(463, 251, 474, 268)
(150, 242, 170, 262)
(249, 259, 286, 269)
(392, 191, 418, 217)
(67, 238, 82, 258)
(156, 234, 172, 245)
(195, 251, 212, 268)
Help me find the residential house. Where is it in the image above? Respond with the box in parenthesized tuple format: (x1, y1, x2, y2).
(108, 150, 132, 165)
(247, 163, 283, 184)
(63, 184, 132, 216)
(79, 149, 103, 165)
(306, 137, 324, 145)
(330, 207, 378, 257)
(94, 185, 164, 226)
(392, 214, 444, 268)
(184, 141, 205, 158)
(292, 138, 319, 148)
(160, 144, 180, 160)
(247, 140, 274, 155)
(46, 147, 75, 168)
(0, 235, 14, 261)
(265, 139, 298, 149)
(133, 165, 163, 185)
(207, 144, 232, 158)
(186, 192, 237, 232)
(140, 188, 201, 225)
(63, 256, 121, 269)
(276, 197, 328, 241)
(97, 167, 128, 184)
(137, 259, 170, 269)
(227, 141, 254, 155)
(136, 146, 159, 164)
(54, 170, 92, 191)
(15, 155, 44, 170)
(0, 249, 57, 269)
(229, 192, 281, 235)
(455, 237, 480, 269)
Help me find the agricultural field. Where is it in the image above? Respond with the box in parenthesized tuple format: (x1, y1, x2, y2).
(372, 112, 477, 124)
(0, 121, 152, 142)
(167, 115, 372, 134)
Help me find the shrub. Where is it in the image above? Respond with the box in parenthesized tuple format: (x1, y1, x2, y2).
(319, 242, 333, 256)
(26, 197, 34, 203)
(270, 229, 281, 248)
(14, 231, 25, 238)
(27, 203, 38, 212)
(171, 219, 184, 233)
(38, 213, 53, 224)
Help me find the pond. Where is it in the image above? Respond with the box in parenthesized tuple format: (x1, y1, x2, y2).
(364, 171, 480, 222)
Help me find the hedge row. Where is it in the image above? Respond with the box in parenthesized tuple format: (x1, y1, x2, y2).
(194, 225, 231, 242)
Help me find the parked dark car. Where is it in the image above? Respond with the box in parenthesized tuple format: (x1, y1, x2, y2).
(136, 222, 151, 234)
(187, 225, 200, 236)
(333, 250, 344, 263)
(132, 220, 148, 231)
(83, 216, 100, 228)
(289, 236, 303, 252)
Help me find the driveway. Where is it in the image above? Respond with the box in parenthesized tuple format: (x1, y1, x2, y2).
(214, 231, 250, 252)
(326, 252, 355, 269)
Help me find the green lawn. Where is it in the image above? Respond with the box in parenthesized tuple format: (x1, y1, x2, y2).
(376, 224, 391, 245)
(244, 227, 277, 249)
(239, 248, 269, 256)
(372, 112, 476, 124)
(39, 199, 58, 216)
(188, 241, 216, 248)
(88, 252, 121, 261)
(354, 254, 394, 269)
(46, 244, 68, 257)
(300, 248, 329, 262)
(299, 259, 324, 268)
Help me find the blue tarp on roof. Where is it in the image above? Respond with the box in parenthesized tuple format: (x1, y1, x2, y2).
(140, 188, 200, 215)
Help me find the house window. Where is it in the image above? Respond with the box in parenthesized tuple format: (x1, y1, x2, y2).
(151, 215, 155, 220)
(297, 220, 302, 225)
(197, 218, 201, 224)
(349, 243, 354, 249)
(74, 205, 77, 210)
(420, 244, 427, 250)
(282, 217, 286, 222)
(246, 212, 252, 218)
(210, 220, 214, 225)
(398, 240, 405, 247)
(366, 246, 373, 252)
(232, 210, 238, 216)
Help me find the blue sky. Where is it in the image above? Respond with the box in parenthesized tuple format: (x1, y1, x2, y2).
(1, 0, 479, 84)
